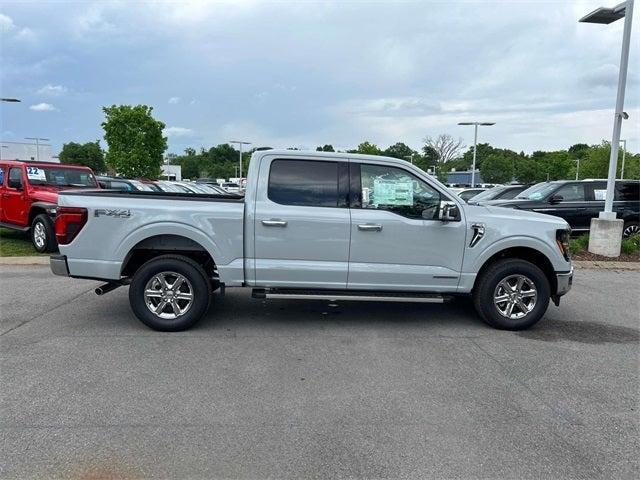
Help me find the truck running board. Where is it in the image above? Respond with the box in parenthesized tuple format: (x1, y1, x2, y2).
(252, 288, 449, 303)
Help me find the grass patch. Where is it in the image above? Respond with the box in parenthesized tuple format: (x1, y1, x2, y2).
(621, 233, 640, 255)
(569, 234, 590, 255)
(0, 227, 46, 257)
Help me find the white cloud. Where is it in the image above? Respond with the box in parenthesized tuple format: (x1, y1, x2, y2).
(168, 96, 181, 104)
(37, 84, 68, 96)
(29, 103, 57, 112)
(0, 12, 36, 41)
(165, 126, 195, 137)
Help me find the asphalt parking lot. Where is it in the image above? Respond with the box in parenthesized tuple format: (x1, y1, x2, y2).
(1, 265, 638, 479)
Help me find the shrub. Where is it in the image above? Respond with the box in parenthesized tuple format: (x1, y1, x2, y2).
(621, 233, 640, 255)
(569, 234, 590, 254)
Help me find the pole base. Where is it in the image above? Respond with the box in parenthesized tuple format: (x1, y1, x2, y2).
(588, 218, 624, 257)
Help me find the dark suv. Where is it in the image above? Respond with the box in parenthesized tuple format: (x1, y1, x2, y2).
(480, 180, 639, 237)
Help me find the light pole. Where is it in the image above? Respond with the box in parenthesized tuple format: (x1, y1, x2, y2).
(404, 154, 414, 165)
(1, 98, 21, 103)
(620, 139, 626, 179)
(458, 122, 495, 187)
(229, 140, 251, 179)
(580, 0, 634, 257)
(24, 137, 50, 161)
(575, 158, 580, 180)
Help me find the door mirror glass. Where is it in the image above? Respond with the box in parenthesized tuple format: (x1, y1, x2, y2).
(439, 202, 460, 222)
(549, 194, 563, 204)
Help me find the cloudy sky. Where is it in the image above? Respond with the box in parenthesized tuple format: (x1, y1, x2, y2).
(1, 0, 638, 156)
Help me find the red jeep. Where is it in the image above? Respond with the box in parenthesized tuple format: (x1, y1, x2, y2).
(0, 160, 99, 253)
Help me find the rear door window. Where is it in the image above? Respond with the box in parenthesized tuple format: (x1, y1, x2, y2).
(615, 182, 639, 201)
(555, 183, 585, 201)
(268, 159, 340, 207)
(8, 168, 23, 189)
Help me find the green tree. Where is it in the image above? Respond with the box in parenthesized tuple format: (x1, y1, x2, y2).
(316, 144, 335, 152)
(383, 142, 416, 161)
(102, 105, 167, 179)
(480, 154, 514, 184)
(355, 141, 382, 155)
(59, 141, 106, 173)
(514, 157, 539, 184)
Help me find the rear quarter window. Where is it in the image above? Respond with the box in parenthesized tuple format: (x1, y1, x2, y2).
(616, 182, 640, 201)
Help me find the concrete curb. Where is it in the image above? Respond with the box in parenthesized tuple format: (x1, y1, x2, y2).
(0, 256, 49, 265)
(573, 260, 640, 271)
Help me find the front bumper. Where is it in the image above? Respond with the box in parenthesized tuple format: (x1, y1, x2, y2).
(555, 266, 573, 296)
(50, 254, 69, 276)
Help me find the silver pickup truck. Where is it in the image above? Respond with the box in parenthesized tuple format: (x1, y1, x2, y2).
(50, 150, 573, 331)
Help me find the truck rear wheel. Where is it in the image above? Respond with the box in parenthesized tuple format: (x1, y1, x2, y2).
(128, 255, 211, 331)
(31, 214, 56, 253)
(473, 259, 550, 330)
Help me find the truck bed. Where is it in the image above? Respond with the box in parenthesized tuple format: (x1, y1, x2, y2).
(56, 189, 246, 283)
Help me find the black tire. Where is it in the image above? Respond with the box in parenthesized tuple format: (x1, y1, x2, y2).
(623, 220, 639, 238)
(473, 259, 550, 330)
(128, 254, 211, 331)
(31, 214, 57, 253)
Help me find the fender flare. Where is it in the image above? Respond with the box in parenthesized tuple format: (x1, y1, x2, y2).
(468, 235, 563, 273)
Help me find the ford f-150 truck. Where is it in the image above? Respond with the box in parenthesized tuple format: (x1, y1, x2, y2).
(50, 150, 573, 331)
(0, 160, 99, 252)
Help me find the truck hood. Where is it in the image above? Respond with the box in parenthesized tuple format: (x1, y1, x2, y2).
(477, 198, 537, 208)
(464, 203, 569, 230)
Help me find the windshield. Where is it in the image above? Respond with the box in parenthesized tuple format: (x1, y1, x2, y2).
(128, 179, 155, 192)
(26, 165, 97, 188)
(516, 182, 557, 200)
(469, 187, 504, 202)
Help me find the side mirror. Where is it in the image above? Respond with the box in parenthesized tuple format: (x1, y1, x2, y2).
(549, 194, 563, 204)
(439, 203, 460, 222)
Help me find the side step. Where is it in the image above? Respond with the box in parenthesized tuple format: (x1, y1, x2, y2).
(252, 288, 449, 303)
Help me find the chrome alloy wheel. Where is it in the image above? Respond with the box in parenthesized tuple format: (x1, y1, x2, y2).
(623, 224, 639, 237)
(493, 274, 537, 320)
(33, 222, 46, 249)
(144, 271, 194, 320)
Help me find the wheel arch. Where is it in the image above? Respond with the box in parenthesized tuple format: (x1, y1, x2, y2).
(473, 246, 557, 294)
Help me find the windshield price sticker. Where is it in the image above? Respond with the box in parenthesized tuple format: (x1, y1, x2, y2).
(26, 166, 46, 181)
(373, 178, 413, 206)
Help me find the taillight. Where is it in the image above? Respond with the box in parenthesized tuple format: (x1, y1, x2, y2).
(55, 207, 88, 245)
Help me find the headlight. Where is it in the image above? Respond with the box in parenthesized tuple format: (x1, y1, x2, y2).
(556, 229, 571, 261)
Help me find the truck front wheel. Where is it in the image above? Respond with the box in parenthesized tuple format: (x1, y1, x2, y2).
(31, 214, 56, 253)
(128, 255, 212, 331)
(473, 259, 550, 330)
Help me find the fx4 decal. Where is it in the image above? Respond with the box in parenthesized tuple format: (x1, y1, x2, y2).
(94, 208, 132, 218)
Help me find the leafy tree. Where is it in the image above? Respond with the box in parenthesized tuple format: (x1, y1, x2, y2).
(568, 143, 590, 159)
(184, 147, 196, 156)
(316, 144, 335, 152)
(532, 150, 573, 181)
(102, 105, 167, 179)
(59, 141, 106, 173)
(461, 143, 497, 169)
(355, 141, 382, 155)
(480, 154, 514, 184)
(383, 142, 416, 161)
(514, 157, 539, 184)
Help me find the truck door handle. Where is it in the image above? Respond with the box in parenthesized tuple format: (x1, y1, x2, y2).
(357, 224, 383, 232)
(261, 219, 288, 227)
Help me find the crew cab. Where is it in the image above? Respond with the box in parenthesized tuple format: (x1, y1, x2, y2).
(0, 160, 99, 252)
(479, 179, 640, 237)
(50, 150, 573, 331)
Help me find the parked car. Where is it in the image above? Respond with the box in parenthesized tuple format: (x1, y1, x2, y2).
(468, 185, 529, 204)
(453, 188, 487, 203)
(221, 182, 241, 194)
(51, 150, 573, 332)
(482, 180, 640, 237)
(96, 176, 156, 192)
(0, 160, 98, 252)
(196, 178, 222, 187)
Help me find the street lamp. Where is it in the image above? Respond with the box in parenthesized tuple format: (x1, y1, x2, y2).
(580, 0, 634, 257)
(458, 121, 495, 187)
(229, 140, 251, 179)
(1, 98, 21, 103)
(404, 154, 414, 164)
(24, 137, 50, 162)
